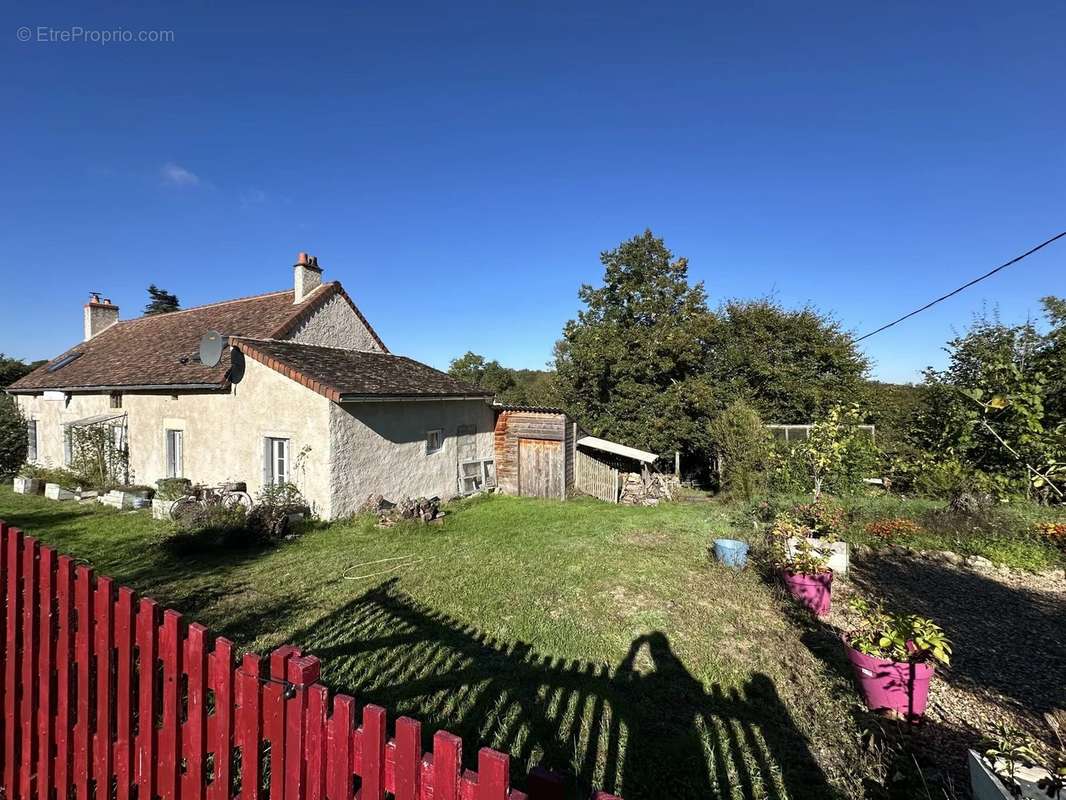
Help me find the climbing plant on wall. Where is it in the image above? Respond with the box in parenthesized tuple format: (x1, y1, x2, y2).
(69, 420, 129, 488)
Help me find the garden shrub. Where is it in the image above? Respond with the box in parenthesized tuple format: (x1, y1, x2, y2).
(155, 477, 192, 500)
(0, 397, 28, 479)
(789, 498, 845, 538)
(707, 400, 771, 501)
(246, 482, 310, 542)
(18, 464, 84, 490)
(164, 503, 250, 552)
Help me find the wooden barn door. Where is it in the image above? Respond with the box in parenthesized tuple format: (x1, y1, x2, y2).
(518, 438, 563, 499)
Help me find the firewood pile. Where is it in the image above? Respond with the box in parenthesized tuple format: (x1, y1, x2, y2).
(619, 473, 679, 506)
(360, 494, 444, 527)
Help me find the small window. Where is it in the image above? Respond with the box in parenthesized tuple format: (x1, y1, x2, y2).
(26, 420, 37, 462)
(165, 429, 184, 478)
(266, 437, 289, 485)
(112, 425, 126, 452)
(110, 392, 122, 409)
(63, 425, 72, 466)
(426, 429, 442, 455)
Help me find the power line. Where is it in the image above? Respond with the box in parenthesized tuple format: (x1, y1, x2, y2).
(853, 229, 1066, 343)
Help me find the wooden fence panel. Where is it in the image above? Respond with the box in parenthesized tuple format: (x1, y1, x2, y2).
(575, 449, 620, 503)
(0, 519, 623, 800)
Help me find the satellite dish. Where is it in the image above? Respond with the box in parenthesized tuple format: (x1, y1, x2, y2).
(199, 330, 224, 367)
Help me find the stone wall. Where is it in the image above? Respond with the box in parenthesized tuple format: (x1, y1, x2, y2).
(284, 292, 383, 352)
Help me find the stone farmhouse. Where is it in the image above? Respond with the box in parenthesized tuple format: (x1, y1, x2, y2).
(7, 253, 496, 518)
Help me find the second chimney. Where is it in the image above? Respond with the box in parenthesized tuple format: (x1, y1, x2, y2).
(84, 293, 119, 341)
(293, 251, 323, 303)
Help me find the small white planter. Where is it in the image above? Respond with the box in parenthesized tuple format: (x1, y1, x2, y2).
(969, 750, 1054, 800)
(13, 477, 42, 495)
(44, 483, 76, 501)
(786, 537, 849, 575)
(99, 490, 143, 510)
(152, 498, 178, 520)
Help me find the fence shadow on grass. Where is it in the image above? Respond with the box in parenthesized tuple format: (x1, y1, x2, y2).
(292, 579, 840, 800)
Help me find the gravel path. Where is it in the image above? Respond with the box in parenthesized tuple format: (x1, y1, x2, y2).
(825, 550, 1065, 797)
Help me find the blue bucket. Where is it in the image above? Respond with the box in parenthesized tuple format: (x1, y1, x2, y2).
(714, 538, 749, 568)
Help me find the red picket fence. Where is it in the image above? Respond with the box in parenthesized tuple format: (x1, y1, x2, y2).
(0, 521, 621, 800)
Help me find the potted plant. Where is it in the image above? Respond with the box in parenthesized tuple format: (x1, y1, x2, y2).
(970, 718, 1065, 799)
(13, 465, 43, 495)
(770, 521, 833, 615)
(786, 500, 850, 574)
(842, 597, 951, 720)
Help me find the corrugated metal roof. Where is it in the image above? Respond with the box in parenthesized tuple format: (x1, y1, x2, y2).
(492, 403, 566, 414)
(577, 435, 658, 464)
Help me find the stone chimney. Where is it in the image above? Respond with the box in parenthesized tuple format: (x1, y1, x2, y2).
(84, 293, 119, 340)
(293, 251, 323, 303)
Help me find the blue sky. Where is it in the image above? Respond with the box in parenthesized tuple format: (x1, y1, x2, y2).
(2, 1, 1064, 382)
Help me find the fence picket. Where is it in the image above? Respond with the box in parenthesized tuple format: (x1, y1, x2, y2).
(210, 637, 235, 800)
(37, 546, 55, 800)
(326, 696, 354, 800)
(3, 526, 21, 799)
(115, 586, 136, 800)
(94, 575, 115, 793)
(73, 565, 93, 800)
(360, 705, 387, 800)
(54, 555, 74, 800)
(19, 538, 39, 800)
(306, 684, 328, 800)
(185, 624, 208, 800)
(0, 518, 619, 800)
(433, 731, 462, 800)
(135, 597, 159, 800)
(236, 653, 263, 800)
(394, 717, 421, 800)
(266, 646, 297, 800)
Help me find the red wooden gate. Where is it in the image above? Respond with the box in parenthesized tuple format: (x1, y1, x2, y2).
(0, 521, 620, 800)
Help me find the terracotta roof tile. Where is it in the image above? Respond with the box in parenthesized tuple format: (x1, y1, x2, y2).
(235, 338, 493, 400)
(8, 283, 383, 392)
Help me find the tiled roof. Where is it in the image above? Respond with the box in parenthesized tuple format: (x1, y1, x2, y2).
(235, 338, 493, 402)
(8, 283, 385, 392)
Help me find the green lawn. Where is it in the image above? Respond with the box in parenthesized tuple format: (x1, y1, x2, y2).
(0, 487, 874, 799)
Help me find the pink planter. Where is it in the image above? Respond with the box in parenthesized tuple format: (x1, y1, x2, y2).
(843, 642, 934, 720)
(781, 569, 833, 616)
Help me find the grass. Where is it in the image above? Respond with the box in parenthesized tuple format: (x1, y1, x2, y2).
(0, 486, 876, 799)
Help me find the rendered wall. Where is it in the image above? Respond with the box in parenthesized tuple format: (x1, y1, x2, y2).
(15, 357, 335, 517)
(284, 293, 383, 352)
(328, 399, 495, 519)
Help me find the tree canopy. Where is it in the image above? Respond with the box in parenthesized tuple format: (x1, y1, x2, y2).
(551, 230, 868, 464)
(447, 352, 559, 407)
(144, 285, 180, 315)
(552, 230, 718, 460)
(0, 354, 46, 388)
(704, 298, 868, 424)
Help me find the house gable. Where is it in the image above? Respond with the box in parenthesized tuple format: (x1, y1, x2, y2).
(277, 286, 386, 352)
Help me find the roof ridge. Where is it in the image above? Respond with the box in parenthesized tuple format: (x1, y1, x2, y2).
(118, 288, 294, 325)
(233, 336, 404, 357)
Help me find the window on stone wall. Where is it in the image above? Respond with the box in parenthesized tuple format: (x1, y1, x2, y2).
(266, 437, 290, 485)
(426, 429, 442, 455)
(26, 420, 37, 462)
(110, 392, 122, 409)
(165, 429, 184, 478)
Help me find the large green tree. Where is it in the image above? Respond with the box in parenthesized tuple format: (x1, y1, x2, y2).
(0, 396, 28, 478)
(553, 230, 718, 460)
(0, 354, 47, 388)
(703, 299, 869, 424)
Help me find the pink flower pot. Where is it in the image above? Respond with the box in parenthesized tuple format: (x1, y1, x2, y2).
(843, 641, 934, 720)
(781, 569, 833, 616)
